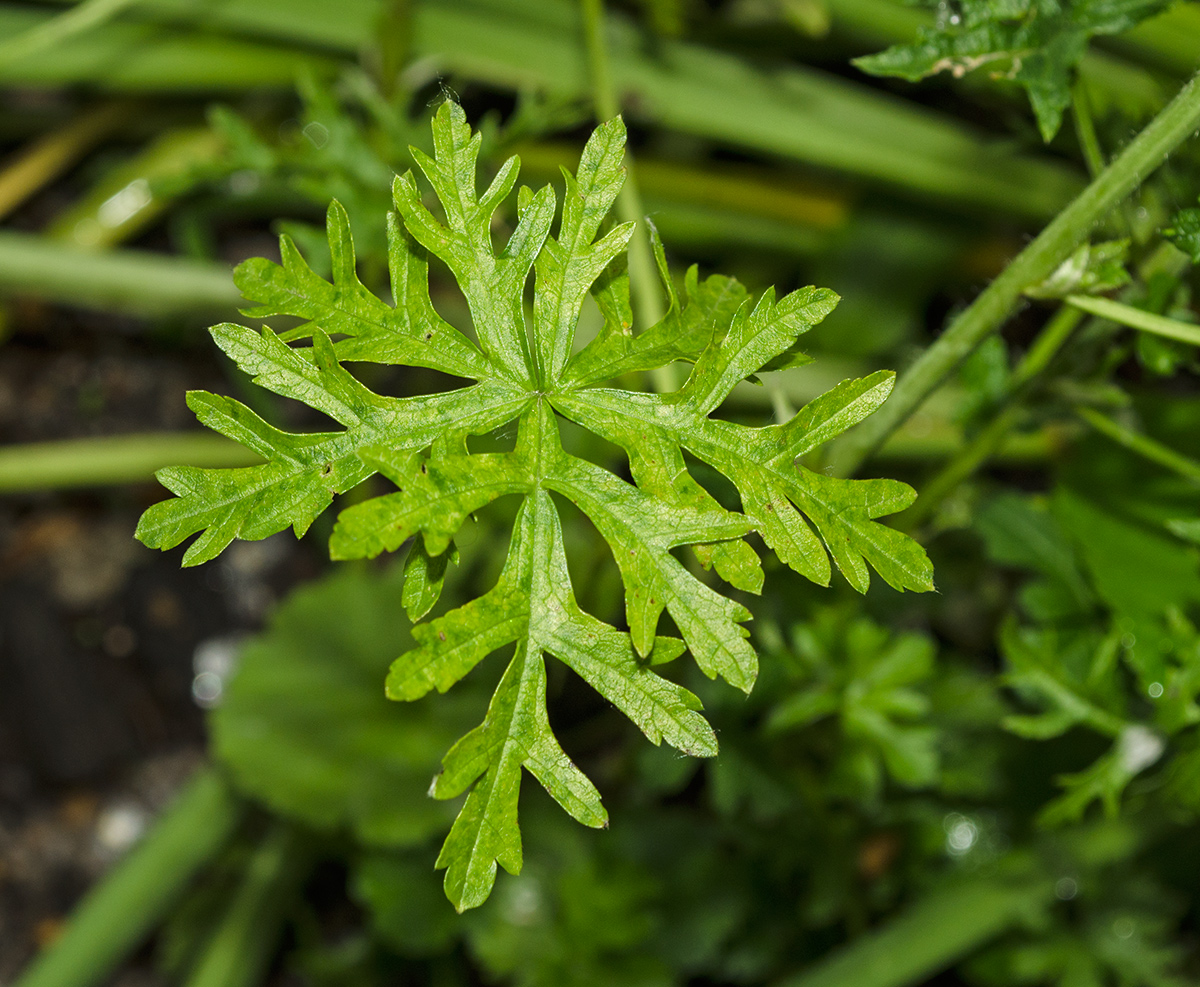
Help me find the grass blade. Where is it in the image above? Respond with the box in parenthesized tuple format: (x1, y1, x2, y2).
(14, 770, 242, 987)
(0, 230, 241, 316)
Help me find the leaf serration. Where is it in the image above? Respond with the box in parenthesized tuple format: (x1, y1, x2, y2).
(137, 101, 932, 910)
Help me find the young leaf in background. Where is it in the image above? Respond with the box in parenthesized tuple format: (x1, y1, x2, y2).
(854, 0, 1172, 141)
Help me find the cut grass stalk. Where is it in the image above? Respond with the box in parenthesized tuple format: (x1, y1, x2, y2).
(0, 0, 144, 67)
(0, 6, 337, 91)
(1, 0, 1083, 217)
(48, 126, 225, 250)
(0, 101, 130, 220)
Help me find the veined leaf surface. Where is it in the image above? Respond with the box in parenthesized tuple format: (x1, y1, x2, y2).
(137, 101, 932, 910)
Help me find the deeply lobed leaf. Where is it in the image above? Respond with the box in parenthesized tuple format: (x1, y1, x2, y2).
(138, 100, 932, 910)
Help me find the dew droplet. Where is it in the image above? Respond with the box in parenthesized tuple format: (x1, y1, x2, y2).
(1054, 877, 1078, 900)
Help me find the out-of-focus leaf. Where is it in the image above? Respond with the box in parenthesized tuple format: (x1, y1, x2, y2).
(212, 562, 479, 846)
(1027, 240, 1131, 299)
(854, 0, 1172, 140)
(1164, 205, 1200, 263)
(767, 609, 940, 794)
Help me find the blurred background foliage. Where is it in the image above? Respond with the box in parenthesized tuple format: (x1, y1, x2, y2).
(4, 0, 1200, 985)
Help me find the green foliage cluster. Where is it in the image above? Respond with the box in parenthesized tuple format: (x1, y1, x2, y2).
(12, 1, 1200, 985)
(135, 78, 1200, 978)
(1166, 200, 1200, 262)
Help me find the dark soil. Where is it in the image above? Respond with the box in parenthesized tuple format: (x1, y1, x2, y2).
(0, 308, 328, 983)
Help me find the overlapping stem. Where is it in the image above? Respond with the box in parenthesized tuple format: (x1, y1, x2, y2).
(833, 70, 1200, 476)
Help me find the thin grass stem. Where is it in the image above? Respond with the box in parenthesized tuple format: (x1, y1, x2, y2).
(899, 305, 1085, 529)
(182, 825, 313, 987)
(579, 0, 670, 392)
(0, 0, 145, 66)
(0, 102, 130, 221)
(1065, 294, 1200, 346)
(1076, 405, 1200, 484)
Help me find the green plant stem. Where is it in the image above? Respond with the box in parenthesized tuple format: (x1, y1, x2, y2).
(15, 769, 243, 987)
(0, 5, 338, 90)
(0, 433, 262, 493)
(374, 0, 414, 96)
(899, 305, 1085, 528)
(1065, 293, 1200, 346)
(580, 0, 618, 122)
(1076, 405, 1200, 484)
(832, 69, 1200, 476)
(183, 825, 313, 987)
(1071, 82, 1105, 178)
(1012, 306, 1088, 391)
(579, 0, 669, 390)
(902, 405, 1029, 528)
(778, 873, 1052, 987)
(0, 230, 241, 316)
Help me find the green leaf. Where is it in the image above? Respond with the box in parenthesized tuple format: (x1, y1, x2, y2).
(854, 0, 1171, 141)
(211, 563, 480, 847)
(976, 492, 1096, 621)
(997, 619, 1127, 740)
(1039, 725, 1165, 825)
(1026, 239, 1131, 299)
(1164, 205, 1200, 264)
(139, 101, 932, 909)
(767, 609, 940, 793)
(1054, 487, 1200, 618)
